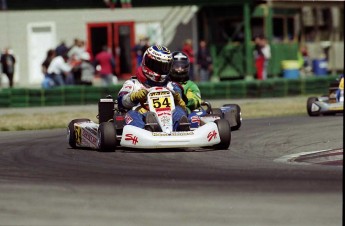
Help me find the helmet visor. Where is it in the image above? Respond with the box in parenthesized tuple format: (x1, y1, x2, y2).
(144, 56, 172, 75)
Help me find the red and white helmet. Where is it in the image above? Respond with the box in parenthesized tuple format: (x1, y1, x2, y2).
(142, 45, 172, 84)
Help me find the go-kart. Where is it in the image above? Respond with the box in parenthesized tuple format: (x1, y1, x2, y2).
(67, 87, 231, 152)
(196, 101, 242, 131)
(307, 80, 344, 116)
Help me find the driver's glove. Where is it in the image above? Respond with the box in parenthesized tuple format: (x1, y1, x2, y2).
(130, 89, 148, 102)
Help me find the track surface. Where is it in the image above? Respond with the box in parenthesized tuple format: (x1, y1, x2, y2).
(0, 115, 343, 226)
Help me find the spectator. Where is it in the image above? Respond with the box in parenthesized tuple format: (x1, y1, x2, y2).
(298, 45, 312, 76)
(261, 36, 271, 80)
(105, 0, 132, 9)
(55, 41, 69, 57)
(182, 39, 195, 81)
(94, 45, 116, 86)
(133, 36, 145, 68)
(1, 0, 7, 10)
(336, 74, 344, 102)
(47, 52, 74, 86)
(78, 52, 95, 86)
(121, 0, 132, 8)
(253, 35, 270, 80)
(0, 47, 16, 88)
(68, 39, 85, 61)
(68, 39, 86, 84)
(141, 37, 150, 58)
(197, 40, 213, 82)
(41, 49, 56, 89)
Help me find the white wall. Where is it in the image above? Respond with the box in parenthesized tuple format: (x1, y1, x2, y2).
(0, 6, 197, 87)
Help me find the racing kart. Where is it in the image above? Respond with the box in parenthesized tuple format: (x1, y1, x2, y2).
(307, 80, 344, 116)
(197, 101, 242, 131)
(67, 87, 231, 152)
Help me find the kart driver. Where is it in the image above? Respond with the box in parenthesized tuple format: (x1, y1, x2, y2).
(117, 45, 189, 131)
(169, 51, 203, 128)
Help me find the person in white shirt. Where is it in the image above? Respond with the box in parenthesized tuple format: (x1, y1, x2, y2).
(261, 37, 271, 80)
(47, 52, 74, 86)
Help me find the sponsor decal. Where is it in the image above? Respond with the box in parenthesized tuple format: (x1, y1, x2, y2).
(149, 91, 170, 96)
(152, 131, 194, 136)
(191, 115, 201, 126)
(125, 114, 133, 124)
(85, 126, 98, 136)
(82, 131, 98, 145)
(329, 106, 343, 110)
(75, 126, 82, 144)
(207, 130, 218, 142)
(159, 115, 171, 126)
(100, 99, 113, 102)
(173, 52, 188, 60)
(157, 110, 172, 116)
(125, 134, 139, 145)
(116, 116, 125, 121)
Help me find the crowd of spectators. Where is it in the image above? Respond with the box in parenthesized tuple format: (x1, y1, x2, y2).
(41, 38, 117, 89)
(1, 37, 216, 89)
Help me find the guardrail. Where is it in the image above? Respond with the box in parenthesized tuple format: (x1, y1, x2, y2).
(0, 75, 338, 108)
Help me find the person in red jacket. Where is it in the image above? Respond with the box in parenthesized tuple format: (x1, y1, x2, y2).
(94, 45, 116, 86)
(182, 39, 195, 81)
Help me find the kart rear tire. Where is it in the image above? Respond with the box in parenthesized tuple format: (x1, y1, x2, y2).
(67, 118, 91, 148)
(223, 104, 242, 131)
(98, 122, 117, 152)
(214, 119, 231, 150)
(307, 97, 320, 117)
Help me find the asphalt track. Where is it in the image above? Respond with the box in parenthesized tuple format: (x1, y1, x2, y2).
(0, 114, 343, 226)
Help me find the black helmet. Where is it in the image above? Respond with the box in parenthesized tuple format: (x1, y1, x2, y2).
(170, 51, 190, 83)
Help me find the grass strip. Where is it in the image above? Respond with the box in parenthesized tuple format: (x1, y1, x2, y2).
(0, 96, 311, 131)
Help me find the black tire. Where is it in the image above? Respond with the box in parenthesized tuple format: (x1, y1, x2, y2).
(223, 104, 242, 131)
(67, 118, 91, 148)
(214, 119, 231, 150)
(98, 98, 115, 124)
(98, 122, 117, 152)
(211, 108, 223, 117)
(307, 97, 320, 116)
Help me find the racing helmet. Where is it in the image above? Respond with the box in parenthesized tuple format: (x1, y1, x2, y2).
(141, 45, 172, 84)
(170, 51, 190, 83)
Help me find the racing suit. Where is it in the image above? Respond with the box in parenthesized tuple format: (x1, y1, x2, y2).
(118, 67, 187, 131)
(179, 80, 203, 128)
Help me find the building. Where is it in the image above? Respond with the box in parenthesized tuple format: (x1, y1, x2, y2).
(0, 0, 343, 86)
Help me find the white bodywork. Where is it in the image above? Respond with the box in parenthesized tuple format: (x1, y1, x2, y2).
(120, 123, 221, 149)
(73, 121, 99, 149)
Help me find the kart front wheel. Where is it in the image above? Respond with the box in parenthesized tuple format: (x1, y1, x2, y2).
(98, 122, 117, 152)
(307, 97, 320, 116)
(67, 118, 91, 148)
(223, 104, 242, 131)
(214, 119, 231, 150)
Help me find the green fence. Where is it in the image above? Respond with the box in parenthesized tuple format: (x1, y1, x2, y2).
(0, 75, 338, 108)
(211, 42, 299, 80)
